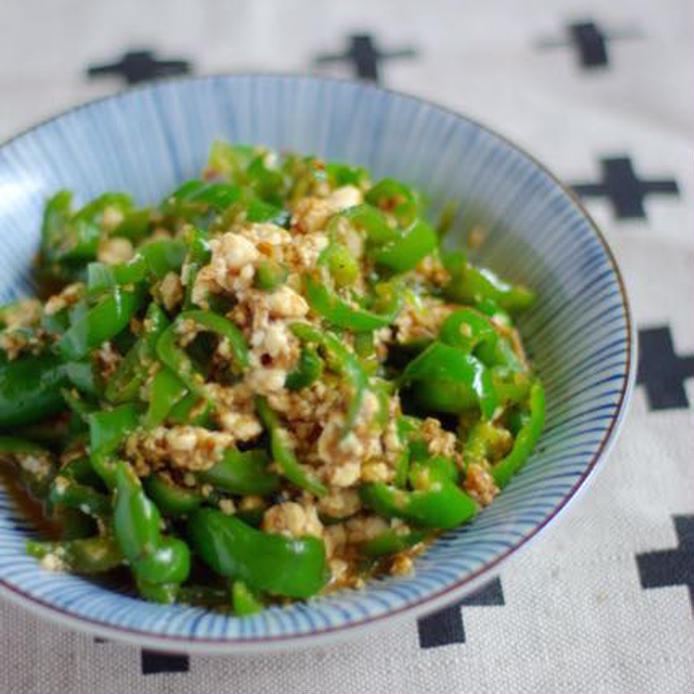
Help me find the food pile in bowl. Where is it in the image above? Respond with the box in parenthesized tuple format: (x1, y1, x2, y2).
(0, 142, 543, 614)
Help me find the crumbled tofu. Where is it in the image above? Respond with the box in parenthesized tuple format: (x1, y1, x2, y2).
(346, 515, 389, 543)
(326, 185, 363, 211)
(393, 296, 456, 343)
(218, 498, 236, 515)
(390, 554, 414, 576)
(44, 283, 84, 316)
(159, 271, 183, 312)
(0, 298, 42, 330)
(98, 237, 134, 265)
(217, 411, 262, 441)
(317, 488, 362, 519)
(265, 286, 309, 319)
(421, 417, 457, 458)
(101, 205, 126, 232)
(464, 463, 499, 506)
(262, 501, 323, 538)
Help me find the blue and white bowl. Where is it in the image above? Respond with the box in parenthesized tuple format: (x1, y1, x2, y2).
(0, 74, 634, 652)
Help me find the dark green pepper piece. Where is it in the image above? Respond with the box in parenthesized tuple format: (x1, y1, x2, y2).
(188, 508, 328, 599)
(198, 447, 279, 496)
(27, 535, 123, 574)
(144, 474, 203, 517)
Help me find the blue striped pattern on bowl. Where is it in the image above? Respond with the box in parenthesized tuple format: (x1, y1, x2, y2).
(0, 75, 633, 651)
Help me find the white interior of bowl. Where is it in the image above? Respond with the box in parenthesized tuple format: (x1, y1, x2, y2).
(0, 75, 633, 650)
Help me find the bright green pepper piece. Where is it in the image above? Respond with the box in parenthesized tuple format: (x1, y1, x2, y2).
(0, 354, 66, 428)
(232, 580, 263, 616)
(320, 243, 360, 287)
(325, 161, 368, 188)
(144, 474, 203, 517)
(400, 341, 498, 419)
(188, 508, 328, 599)
(444, 261, 535, 314)
(491, 381, 545, 488)
(255, 396, 327, 497)
(290, 322, 367, 430)
(55, 288, 140, 361)
(114, 462, 191, 600)
(49, 475, 109, 517)
(88, 403, 140, 487)
(304, 275, 394, 332)
(285, 345, 323, 391)
(365, 178, 419, 226)
(112, 208, 152, 242)
(373, 219, 437, 274)
(360, 481, 477, 530)
(255, 259, 288, 291)
(142, 367, 188, 429)
(360, 528, 427, 556)
(198, 447, 279, 496)
(439, 308, 498, 353)
(337, 204, 397, 244)
(27, 535, 123, 574)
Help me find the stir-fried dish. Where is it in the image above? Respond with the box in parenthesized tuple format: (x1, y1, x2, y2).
(0, 142, 544, 613)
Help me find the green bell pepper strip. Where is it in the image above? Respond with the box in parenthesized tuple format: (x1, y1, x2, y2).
(392, 416, 420, 488)
(444, 262, 535, 314)
(399, 341, 498, 419)
(143, 474, 203, 517)
(364, 178, 419, 227)
(232, 580, 263, 616)
(336, 204, 397, 244)
(87, 256, 145, 295)
(112, 208, 152, 242)
(49, 475, 110, 517)
(86, 239, 186, 296)
(285, 345, 323, 391)
(439, 308, 498, 354)
(289, 322, 367, 431)
(55, 288, 140, 361)
(491, 367, 531, 405)
(26, 535, 123, 574)
(325, 161, 369, 187)
(475, 298, 513, 328)
(198, 446, 280, 496)
(60, 454, 103, 489)
(188, 508, 328, 599)
(87, 403, 140, 487)
(207, 140, 256, 179)
(319, 242, 360, 288)
(114, 462, 191, 599)
(360, 481, 477, 530)
(166, 393, 214, 427)
(491, 381, 545, 488)
(156, 312, 249, 398)
(40, 191, 73, 264)
(255, 259, 288, 291)
(0, 354, 66, 428)
(359, 529, 428, 556)
(142, 367, 188, 429)
(245, 197, 290, 226)
(408, 455, 460, 490)
(373, 219, 437, 274)
(135, 579, 179, 604)
(105, 301, 169, 404)
(255, 396, 327, 497)
(304, 275, 394, 332)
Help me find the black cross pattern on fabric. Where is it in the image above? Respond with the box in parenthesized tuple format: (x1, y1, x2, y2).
(87, 51, 191, 85)
(140, 650, 190, 675)
(536, 20, 641, 69)
(570, 157, 679, 219)
(315, 34, 416, 82)
(637, 515, 694, 610)
(637, 327, 694, 410)
(417, 577, 504, 648)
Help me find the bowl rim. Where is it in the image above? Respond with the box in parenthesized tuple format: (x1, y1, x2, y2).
(0, 72, 636, 653)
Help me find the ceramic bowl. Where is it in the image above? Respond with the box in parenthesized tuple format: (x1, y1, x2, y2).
(0, 74, 634, 652)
